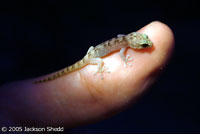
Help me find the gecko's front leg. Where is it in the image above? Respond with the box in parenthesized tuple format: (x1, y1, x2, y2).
(88, 58, 109, 79)
(119, 47, 133, 67)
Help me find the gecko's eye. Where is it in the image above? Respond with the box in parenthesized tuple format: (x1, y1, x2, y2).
(142, 44, 149, 47)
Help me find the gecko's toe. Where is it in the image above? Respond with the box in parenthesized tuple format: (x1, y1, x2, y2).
(93, 65, 110, 80)
(103, 66, 110, 73)
(123, 55, 133, 67)
(126, 55, 133, 61)
(128, 63, 132, 67)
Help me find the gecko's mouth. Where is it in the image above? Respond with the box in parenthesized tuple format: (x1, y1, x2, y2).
(142, 44, 149, 47)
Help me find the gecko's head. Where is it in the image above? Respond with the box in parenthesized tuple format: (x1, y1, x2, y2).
(126, 32, 153, 49)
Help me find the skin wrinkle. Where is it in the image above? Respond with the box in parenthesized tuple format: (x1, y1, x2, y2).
(71, 71, 113, 125)
(80, 68, 121, 113)
(85, 76, 105, 101)
(79, 69, 101, 102)
(76, 70, 108, 113)
(78, 70, 104, 108)
(81, 64, 108, 99)
(84, 59, 127, 109)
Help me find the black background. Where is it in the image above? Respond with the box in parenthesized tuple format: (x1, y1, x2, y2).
(0, 0, 200, 134)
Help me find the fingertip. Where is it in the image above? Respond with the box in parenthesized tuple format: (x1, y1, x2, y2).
(120, 21, 176, 99)
(139, 21, 175, 66)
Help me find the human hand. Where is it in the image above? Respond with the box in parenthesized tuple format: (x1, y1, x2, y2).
(0, 21, 174, 128)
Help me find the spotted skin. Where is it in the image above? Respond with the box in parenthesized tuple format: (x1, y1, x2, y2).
(34, 32, 153, 84)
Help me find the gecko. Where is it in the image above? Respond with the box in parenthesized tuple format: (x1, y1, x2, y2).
(34, 32, 153, 84)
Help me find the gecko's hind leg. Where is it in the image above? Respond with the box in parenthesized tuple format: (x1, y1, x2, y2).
(89, 58, 110, 79)
(119, 47, 133, 67)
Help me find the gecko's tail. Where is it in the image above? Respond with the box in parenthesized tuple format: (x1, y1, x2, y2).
(33, 57, 88, 84)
